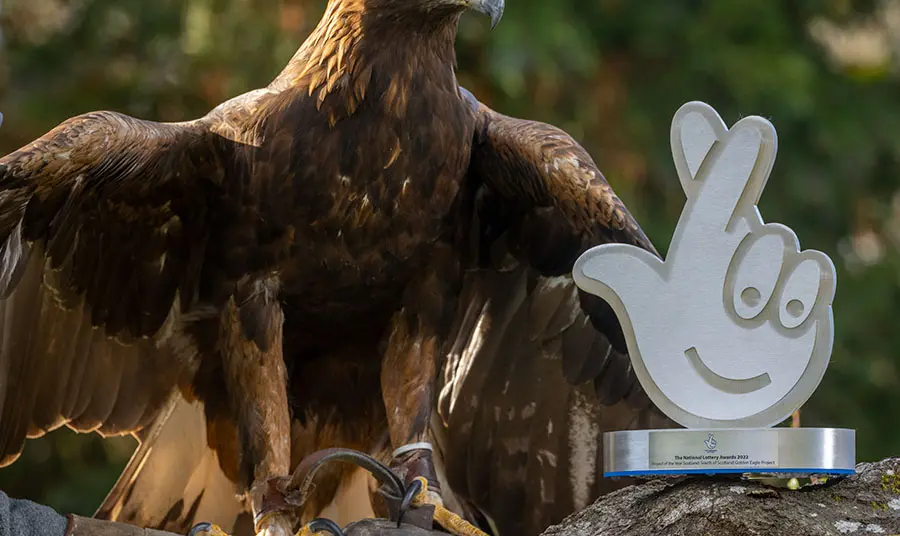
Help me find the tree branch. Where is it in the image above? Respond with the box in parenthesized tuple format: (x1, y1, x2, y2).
(541, 458, 900, 536)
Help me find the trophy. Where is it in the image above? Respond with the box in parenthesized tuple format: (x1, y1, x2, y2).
(573, 101, 855, 477)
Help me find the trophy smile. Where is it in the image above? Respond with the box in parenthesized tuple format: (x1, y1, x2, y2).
(684, 347, 772, 395)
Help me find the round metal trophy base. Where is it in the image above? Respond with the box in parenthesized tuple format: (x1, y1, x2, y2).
(604, 428, 855, 477)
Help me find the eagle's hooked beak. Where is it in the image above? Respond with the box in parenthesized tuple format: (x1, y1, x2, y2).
(469, 0, 504, 29)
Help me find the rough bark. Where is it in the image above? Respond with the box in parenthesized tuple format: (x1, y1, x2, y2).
(541, 458, 900, 536)
(343, 519, 444, 535)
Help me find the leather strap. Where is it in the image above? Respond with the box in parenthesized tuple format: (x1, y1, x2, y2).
(250, 477, 296, 533)
(285, 448, 405, 508)
(392, 449, 440, 494)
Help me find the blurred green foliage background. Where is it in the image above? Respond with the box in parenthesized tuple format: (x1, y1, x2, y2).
(1, 0, 899, 518)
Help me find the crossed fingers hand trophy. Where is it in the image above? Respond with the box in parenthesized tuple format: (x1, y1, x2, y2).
(574, 102, 854, 477)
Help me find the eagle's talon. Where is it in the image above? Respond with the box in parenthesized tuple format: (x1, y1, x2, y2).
(387, 448, 446, 531)
(254, 511, 294, 536)
(250, 476, 298, 536)
(408, 478, 487, 536)
(297, 519, 345, 536)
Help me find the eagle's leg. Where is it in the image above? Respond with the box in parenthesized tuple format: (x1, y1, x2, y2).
(219, 283, 294, 536)
(380, 246, 457, 506)
(381, 308, 443, 504)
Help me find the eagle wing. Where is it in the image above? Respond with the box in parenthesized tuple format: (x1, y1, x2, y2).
(0, 110, 248, 467)
(434, 91, 674, 536)
(94, 394, 248, 533)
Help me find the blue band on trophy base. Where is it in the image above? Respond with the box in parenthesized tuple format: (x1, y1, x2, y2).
(573, 101, 856, 479)
(603, 428, 855, 477)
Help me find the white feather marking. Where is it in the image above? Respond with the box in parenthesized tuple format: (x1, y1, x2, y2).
(537, 275, 571, 292)
(568, 390, 599, 511)
(541, 347, 561, 362)
(521, 402, 536, 419)
(532, 277, 582, 340)
(538, 449, 557, 468)
(0, 221, 24, 292)
(445, 301, 490, 414)
(552, 155, 582, 177)
(158, 215, 180, 235)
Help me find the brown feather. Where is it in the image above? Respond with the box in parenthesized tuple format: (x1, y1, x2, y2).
(0, 112, 233, 465)
(433, 90, 677, 535)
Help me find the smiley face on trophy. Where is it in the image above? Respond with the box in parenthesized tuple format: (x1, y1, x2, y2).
(574, 101, 836, 430)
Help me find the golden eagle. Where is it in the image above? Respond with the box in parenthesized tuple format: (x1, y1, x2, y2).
(0, 0, 670, 535)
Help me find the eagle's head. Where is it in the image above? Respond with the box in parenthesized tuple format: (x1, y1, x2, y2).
(442, 0, 505, 28)
(365, 0, 505, 29)
(297, 0, 503, 108)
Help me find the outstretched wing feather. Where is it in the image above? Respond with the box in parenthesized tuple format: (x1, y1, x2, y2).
(435, 91, 674, 536)
(0, 111, 239, 466)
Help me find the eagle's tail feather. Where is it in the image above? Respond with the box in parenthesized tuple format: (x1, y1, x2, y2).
(95, 394, 249, 535)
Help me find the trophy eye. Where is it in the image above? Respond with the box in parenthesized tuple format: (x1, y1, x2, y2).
(729, 233, 785, 320)
(777, 258, 822, 329)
